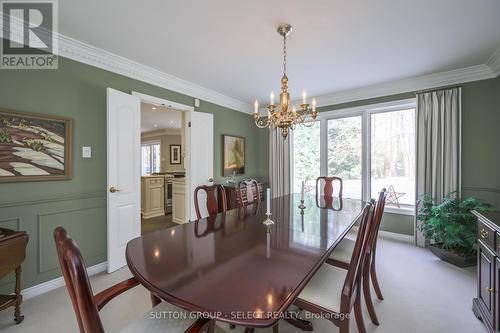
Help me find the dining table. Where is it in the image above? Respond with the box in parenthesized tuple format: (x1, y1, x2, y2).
(126, 193, 365, 330)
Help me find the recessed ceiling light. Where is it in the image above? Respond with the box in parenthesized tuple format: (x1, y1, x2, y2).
(170, 121, 174, 124)
(153, 124, 157, 127)
(152, 107, 157, 110)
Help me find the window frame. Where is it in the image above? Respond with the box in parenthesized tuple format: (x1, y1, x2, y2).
(141, 140, 161, 176)
(314, 98, 417, 215)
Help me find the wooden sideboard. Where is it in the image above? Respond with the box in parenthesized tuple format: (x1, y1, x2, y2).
(473, 210, 500, 333)
(217, 181, 266, 212)
(0, 228, 29, 324)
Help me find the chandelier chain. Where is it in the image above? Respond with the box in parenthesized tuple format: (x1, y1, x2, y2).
(283, 34, 287, 76)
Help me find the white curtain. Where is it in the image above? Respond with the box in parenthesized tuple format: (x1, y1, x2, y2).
(269, 129, 291, 198)
(415, 87, 462, 246)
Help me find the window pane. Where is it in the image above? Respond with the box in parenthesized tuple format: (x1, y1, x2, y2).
(152, 144, 161, 173)
(371, 109, 415, 205)
(292, 122, 320, 194)
(327, 116, 362, 199)
(141, 145, 151, 176)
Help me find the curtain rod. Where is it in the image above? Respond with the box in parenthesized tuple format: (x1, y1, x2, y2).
(415, 84, 462, 95)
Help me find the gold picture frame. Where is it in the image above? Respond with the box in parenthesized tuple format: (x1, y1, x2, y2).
(0, 108, 73, 182)
(222, 134, 245, 176)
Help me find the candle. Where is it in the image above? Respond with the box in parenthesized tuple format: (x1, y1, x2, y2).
(312, 98, 317, 112)
(301, 181, 304, 199)
(266, 188, 271, 214)
(254, 100, 259, 114)
(270, 91, 275, 105)
(302, 91, 307, 104)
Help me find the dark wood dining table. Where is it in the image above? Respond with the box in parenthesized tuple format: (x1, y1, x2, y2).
(126, 194, 364, 329)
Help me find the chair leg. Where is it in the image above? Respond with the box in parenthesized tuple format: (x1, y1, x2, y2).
(273, 323, 279, 333)
(338, 319, 349, 333)
(14, 266, 24, 324)
(207, 320, 216, 333)
(370, 263, 384, 300)
(244, 328, 255, 333)
(363, 269, 380, 325)
(354, 292, 366, 333)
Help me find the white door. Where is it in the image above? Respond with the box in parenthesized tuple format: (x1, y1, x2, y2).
(187, 111, 214, 220)
(106, 88, 141, 273)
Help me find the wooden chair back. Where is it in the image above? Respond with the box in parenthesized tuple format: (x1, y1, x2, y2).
(316, 176, 343, 197)
(340, 202, 373, 310)
(367, 188, 387, 256)
(237, 179, 260, 207)
(54, 227, 104, 333)
(194, 184, 227, 220)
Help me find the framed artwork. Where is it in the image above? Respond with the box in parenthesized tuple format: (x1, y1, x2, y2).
(170, 144, 181, 164)
(0, 109, 73, 182)
(222, 135, 245, 176)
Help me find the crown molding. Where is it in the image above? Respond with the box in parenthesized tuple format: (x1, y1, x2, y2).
(57, 35, 253, 113)
(487, 46, 500, 77)
(314, 64, 497, 107)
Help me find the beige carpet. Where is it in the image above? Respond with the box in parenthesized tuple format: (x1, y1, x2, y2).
(0, 233, 484, 333)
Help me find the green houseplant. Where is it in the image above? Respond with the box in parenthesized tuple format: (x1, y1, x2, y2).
(417, 192, 490, 267)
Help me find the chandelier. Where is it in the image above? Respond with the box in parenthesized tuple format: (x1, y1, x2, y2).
(253, 23, 318, 139)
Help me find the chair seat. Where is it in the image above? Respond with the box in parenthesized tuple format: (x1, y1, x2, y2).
(329, 237, 355, 263)
(298, 264, 347, 313)
(121, 301, 196, 333)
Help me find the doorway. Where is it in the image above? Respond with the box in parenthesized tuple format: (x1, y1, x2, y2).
(106, 88, 214, 273)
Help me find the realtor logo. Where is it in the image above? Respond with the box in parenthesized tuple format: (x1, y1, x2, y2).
(1, 1, 58, 69)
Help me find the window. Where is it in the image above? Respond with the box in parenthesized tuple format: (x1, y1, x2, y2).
(371, 109, 415, 206)
(291, 99, 416, 212)
(141, 143, 161, 176)
(327, 116, 362, 199)
(292, 121, 320, 193)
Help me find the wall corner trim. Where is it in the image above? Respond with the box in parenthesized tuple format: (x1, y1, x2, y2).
(22, 261, 107, 300)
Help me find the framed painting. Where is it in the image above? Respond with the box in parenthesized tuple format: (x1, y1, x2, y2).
(0, 109, 73, 182)
(170, 144, 181, 164)
(222, 135, 245, 176)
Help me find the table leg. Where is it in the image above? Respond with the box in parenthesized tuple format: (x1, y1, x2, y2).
(284, 315, 313, 331)
(150, 293, 161, 307)
(243, 328, 255, 333)
(14, 266, 24, 324)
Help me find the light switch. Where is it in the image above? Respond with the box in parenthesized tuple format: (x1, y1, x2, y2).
(194, 98, 200, 108)
(82, 146, 92, 158)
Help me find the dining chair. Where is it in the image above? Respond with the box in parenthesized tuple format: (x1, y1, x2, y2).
(291, 202, 374, 333)
(237, 179, 260, 207)
(316, 195, 343, 211)
(53, 227, 212, 333)
(194, 184, 227, 220)
(326, 188, 387, 326)
(316, 176, 343, 197)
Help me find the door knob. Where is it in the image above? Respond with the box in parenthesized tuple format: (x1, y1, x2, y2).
(208, 178, 214, 183)
(109, 186, 120, 193)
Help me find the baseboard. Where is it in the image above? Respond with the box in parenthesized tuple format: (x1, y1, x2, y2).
(23, 261, 107, 300)
(378, 230, 414, 243)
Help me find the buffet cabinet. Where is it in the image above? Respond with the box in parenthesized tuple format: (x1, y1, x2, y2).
(217, 181, 265, 212)
(141, 176, 165, 219)
(473, 211, 500, 333)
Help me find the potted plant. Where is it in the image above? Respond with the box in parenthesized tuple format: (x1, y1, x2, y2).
(417, 192, 490, 267)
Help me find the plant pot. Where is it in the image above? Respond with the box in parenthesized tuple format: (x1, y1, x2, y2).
(427, 243, 476, 267)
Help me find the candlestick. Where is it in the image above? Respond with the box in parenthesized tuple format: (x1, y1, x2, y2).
(266, 188, 271, 214)
(270, 91, 275, 105)
(301, 181, 304, 199)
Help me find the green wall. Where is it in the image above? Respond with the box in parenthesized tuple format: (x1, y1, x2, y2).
(318, 76, 500, 236)
(0, 56, 268, 293)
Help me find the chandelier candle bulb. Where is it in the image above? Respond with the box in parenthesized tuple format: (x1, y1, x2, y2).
(302, 91, 307, 104)
(312, 98, 317, 112)
(270, 92, 275, 105)
(301, 181, 304, 199)
(254, 100, 259, 114)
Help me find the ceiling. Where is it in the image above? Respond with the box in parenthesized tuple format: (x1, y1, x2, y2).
(141, 103, 182, 133)
(59, 0, 500, 105)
